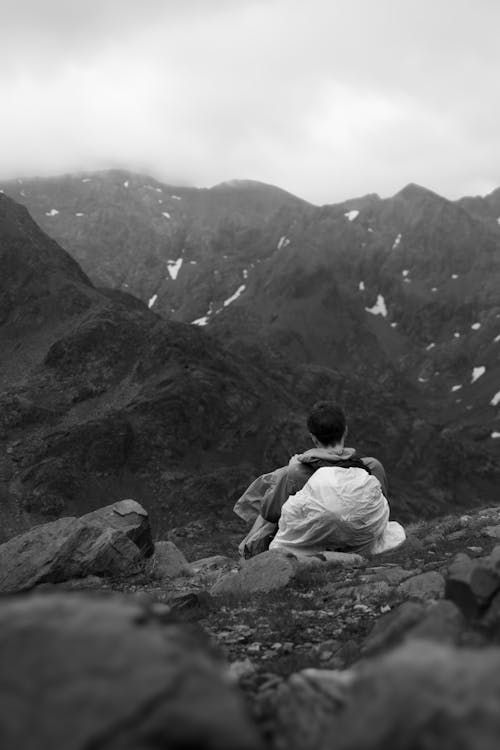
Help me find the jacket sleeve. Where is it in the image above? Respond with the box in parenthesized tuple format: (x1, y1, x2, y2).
(261, 458, 312, 523)
(260, 466, 291, 524)
(362, 457, 389, 497)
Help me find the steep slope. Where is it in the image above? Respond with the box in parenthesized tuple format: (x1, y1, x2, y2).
(0, 193, 307, 540)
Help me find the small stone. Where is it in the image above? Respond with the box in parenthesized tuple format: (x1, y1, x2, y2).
(151, 541, 193, 581)
(227, 659, 256, 683)
(398, 571, 445, 601)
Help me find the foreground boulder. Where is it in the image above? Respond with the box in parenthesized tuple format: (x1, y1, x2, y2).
(271, 640, 500, 750)
(0, 499, 154, 593)
(0, 593, 261, 750)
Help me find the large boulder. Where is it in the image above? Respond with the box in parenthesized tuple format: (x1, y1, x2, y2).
(272, 640, 500, 750)
(80, 498, 154, 557)
(0, 516, 144, 593)
(0, 593, 261, 750)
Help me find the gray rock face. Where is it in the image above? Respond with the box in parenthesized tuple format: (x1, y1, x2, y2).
(0, 593, 261, 750)
(150, 541, 193, 580)
(273, 641, 500, 750)
(80, 498, 154, 557)
(0, 515, 144, 593)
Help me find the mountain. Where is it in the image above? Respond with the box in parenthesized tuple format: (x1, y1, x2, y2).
(1, 178, 499, 537)
(0, 170, 313, 322)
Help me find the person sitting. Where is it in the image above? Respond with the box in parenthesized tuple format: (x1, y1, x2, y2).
(234, 401, 405, 557)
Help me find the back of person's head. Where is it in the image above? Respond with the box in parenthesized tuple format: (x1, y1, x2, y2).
(307, 401, 347, 445)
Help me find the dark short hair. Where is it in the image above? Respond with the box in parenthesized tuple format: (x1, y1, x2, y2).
(306, 401, 347, 445)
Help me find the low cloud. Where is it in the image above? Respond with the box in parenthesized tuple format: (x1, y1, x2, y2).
(1, 0, 499, 203)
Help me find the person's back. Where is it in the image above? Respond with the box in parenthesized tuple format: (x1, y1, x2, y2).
(269, 464, 390, 555)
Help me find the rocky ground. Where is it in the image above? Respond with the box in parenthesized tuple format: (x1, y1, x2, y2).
(5, 499, 500, 748)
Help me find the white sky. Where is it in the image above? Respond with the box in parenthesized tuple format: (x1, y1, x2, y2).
(1, 0, 500, 204)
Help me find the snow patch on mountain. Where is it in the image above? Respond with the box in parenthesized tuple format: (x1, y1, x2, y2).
(426, 343, 436, 350)
(471, 366, 485, 383)
(171, 195, 182, 200)
(81, 178, 91, 183)
(454, 332, 460, 338)
(402, 269, 409, 277)
(277, 236, 290, 250)
(431, 287, 438, 292)
(492, 432, 500, 439)
(451, 385, 462, 392)
(495, 334, 500, 343)
(148, 294, 158, 309)
(123, 180, 129, 188)
(192, 316, 209, 326)
(451, 274, 459, 279)
(45, 209, 59, 216)
(243, 269, 248, 279)
(393, 234, 402, 249)
(167, 258, 183, 280)
(365, 294, 387, 317)
(359, 281, 365, 291)
(75, 212, 84, 217)
(344, 210, 359, 222)
(491, 391, 500, 407)
(471, 322, 481, 330)
(162, 211, 171, 219)
(223, 285, 246, 307)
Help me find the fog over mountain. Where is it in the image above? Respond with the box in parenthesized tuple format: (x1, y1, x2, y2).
(1, 0, 500, 202)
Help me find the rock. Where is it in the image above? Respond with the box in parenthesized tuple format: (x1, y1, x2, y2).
(168, 591, 214, 621)
(298, 551, 364, 567)
(211, 551, 299, 597)
(0, 517, 144, 593)
(362, 601, 426, 656)
(445, 553, 479, 618)
(81, 498, 154, 556)
(368, 566, 414, 586)
(481, 525, 500, 539)
(191, 554, 234, 573)
(446, 549, 500, 619)
(407, 600, 465, 645)
(228, 658, 257, 683)
(311, 641, 500, 750)
(397, 571, 445, 601)
(271, 668, 355, 750)
(0, 593, 261, 750)
(150, 541, 193, 580)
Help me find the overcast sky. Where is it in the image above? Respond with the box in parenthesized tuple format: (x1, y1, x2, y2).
(1, 0, 499, 204)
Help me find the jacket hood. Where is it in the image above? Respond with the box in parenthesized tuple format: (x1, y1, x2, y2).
(296, 447, 356, 465)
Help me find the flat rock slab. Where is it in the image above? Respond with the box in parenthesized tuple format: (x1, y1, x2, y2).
(81, 498, 154, 556)
(397, 571, 445, 601)
(211, 551, 299, 597)
(0, 593, 261, 750)
(0, 516, 144, 593)
(273, 641, 500, 750)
